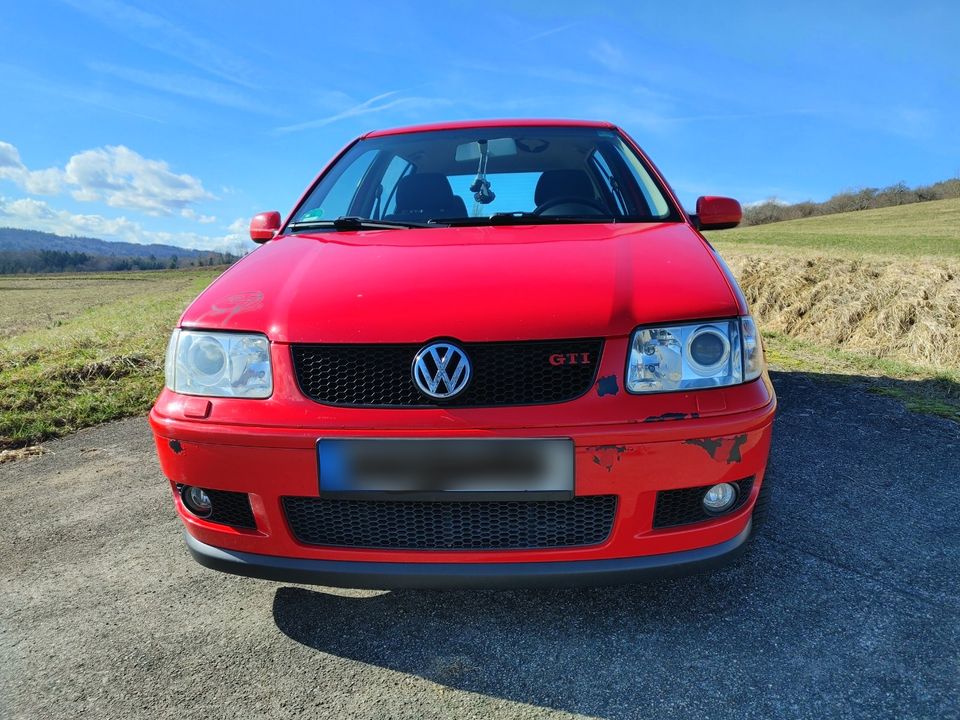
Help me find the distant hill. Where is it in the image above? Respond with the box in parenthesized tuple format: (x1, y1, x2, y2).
(707, 197, 960, 258)
(742, 177, 960, 227)
(0, 227, 239, 274)
(0, 227, 212, 258)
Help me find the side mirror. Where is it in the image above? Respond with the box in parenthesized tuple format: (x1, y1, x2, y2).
(250, 211, 282, 243)
(694, 196, 742, 230)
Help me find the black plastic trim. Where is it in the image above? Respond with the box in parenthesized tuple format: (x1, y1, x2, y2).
(290, 337, 604, 409)
(182, 520, 752, 589)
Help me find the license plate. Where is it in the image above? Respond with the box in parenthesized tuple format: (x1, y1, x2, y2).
(317, 438, 574, 501)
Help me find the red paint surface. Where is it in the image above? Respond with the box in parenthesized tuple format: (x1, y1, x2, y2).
(152, 118, 776, 571)
(180, 223, 739, 343)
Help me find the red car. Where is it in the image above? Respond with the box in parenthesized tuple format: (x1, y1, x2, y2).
(150, 119, 776, 588)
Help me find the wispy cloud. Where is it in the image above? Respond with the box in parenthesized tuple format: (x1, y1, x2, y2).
(0, 62, 169, 124)
(61, 0, 260, 88)
(590, 41, 627, 73)
(88, 62, 274, 114)
(525, 23, 577, 42)
(275, 91, 452, 133)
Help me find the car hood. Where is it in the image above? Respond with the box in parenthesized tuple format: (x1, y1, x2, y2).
(181, 223, 740, 343)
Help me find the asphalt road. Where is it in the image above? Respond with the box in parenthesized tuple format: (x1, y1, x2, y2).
(2, 371, 958, 720)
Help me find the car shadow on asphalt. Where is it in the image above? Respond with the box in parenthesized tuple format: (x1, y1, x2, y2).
(271, 548, 786, 718)
(271, 371, 959, 718)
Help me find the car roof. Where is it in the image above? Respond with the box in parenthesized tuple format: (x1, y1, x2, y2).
(363, 118, 617, 138)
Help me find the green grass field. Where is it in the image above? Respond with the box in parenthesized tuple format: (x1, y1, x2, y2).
(707, 197, 960, 257)
(0, 269, 222, 451)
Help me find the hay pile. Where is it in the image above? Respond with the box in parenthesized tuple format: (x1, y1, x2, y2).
(722, 251, 960, 370)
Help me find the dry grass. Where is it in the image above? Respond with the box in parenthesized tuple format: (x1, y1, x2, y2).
(720, 250, 960, 370)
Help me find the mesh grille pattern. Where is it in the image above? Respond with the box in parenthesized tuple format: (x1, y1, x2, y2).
(652, 477, 754, 529)
(179, 486, 257, 529)
(290, 339, 602, 407)
(282, 495, 617, 550)
(206, 489, 257, 529)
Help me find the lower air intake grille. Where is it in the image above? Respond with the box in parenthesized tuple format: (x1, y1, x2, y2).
(179, 486, 256, 529)
(205, 489, 256, 529)
(282, 495, 617, 550)
(652, 477, 755, 529)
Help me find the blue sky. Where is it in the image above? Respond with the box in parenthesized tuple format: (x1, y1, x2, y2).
(1, 0, 957, 251)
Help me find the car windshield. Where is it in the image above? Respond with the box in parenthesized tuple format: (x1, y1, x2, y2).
(288, 126, 682, 229)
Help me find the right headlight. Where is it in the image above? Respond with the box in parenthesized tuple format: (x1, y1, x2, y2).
(164, 329, 273, 398)
(626, 316, 764, 394)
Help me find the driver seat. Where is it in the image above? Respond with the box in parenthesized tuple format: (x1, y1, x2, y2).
(534, 169, 598, 207)
(387, 173, 468, 222)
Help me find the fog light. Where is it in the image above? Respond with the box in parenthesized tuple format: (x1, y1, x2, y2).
(181, 486, 213, 518)
(702, 483, 737, 513)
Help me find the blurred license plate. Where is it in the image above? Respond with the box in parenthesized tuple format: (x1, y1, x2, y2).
(317, 438, 574, 500)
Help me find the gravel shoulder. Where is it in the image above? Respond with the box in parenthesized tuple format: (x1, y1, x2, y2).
(2, 371, 958, 720)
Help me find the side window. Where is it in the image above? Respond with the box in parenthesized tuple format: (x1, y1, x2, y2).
(298, 149, 378, 221)
(612, 146, 671, 218)
(377, 155, 413, 218)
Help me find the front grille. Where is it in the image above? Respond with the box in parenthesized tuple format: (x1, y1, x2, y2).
(652, 477, 755, 529)
(291, 339, 602, 407)
(282, 495, 617, 550)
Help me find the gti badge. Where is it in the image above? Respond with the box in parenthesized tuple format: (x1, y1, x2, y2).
(412, 342, 472, 399)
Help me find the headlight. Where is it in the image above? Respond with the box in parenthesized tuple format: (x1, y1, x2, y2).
(626, 317, 764, 394)
(164, 329, 272, 398)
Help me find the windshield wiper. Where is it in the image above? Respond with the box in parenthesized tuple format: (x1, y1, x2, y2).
(432, 213, 618, 227)
(287, 216, 438, 233)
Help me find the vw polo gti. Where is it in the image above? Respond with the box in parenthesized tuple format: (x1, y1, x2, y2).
(150, 119, 776, 588)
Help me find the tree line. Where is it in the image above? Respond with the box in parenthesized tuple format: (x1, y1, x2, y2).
(0, 250, 239, 274)
(742, 177, 960, 226)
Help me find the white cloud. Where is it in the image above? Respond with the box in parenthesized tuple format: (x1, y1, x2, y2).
(180, 208, 217, 223)
(0, 142, 64, 195)
(0, 195, 237, 252)
(64, 145, 213, 215)
(0, 140, 214, 217)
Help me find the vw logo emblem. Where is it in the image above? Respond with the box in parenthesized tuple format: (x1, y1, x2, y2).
(412, 342, 471, 399)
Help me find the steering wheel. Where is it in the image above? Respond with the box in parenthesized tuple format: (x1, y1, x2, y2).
(533, 196, 610, 216)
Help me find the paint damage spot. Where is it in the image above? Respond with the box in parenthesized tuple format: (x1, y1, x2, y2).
(596, 375, 619, 397)
(681, 433, 749, 463)
(589, 445, 627, 472)
(643, 412, 699, 423)
(683, 437, 724, 459)
(169, 439, 183, 454)
(207, 290, 264, 322)
(726, 434, 748, 464)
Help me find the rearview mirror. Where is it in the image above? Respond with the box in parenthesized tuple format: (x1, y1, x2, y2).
(694, 196, 742, 230)
(250, 211, 281, 243)
(455, 138, 518, 162)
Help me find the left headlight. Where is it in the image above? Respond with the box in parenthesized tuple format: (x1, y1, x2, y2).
(626, 317, 763, 394)
(164, 329, 272, 398)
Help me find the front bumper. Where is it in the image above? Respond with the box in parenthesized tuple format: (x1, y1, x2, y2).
(185, 520, 753, 589)
(150, 370, 775, 586)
